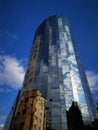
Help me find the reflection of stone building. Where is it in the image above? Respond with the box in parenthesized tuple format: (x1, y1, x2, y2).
(7, 90, 47, 130)
(3, 91, 21, 130)
(4, 15, 96, 130)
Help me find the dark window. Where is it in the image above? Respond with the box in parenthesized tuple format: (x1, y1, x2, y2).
(39, 127, 41, 130)
(30, 95, 34, 98)
(40, 112, 42, 116)
(25, 75, 28, 79)
(25, 97, 29, 103)
(30, 71, 33, 76)
(12, 128, 17, 130)
(28, 79, 32, 83)
(34, 49, 37, 53)
(19, 122, 24, 129)
(27, 69, 30, 74)
(21, 92, 25, 97)
(17, 112, 20, 115)
(33, 54, 36, 58)
(21, 100, 23, 103)
(34, 115, 38, 120)
(22, 109, 26, 115)
(34, 44, 38, 50)
(24, 83, 27, 88)
(34, 124, 36, 129)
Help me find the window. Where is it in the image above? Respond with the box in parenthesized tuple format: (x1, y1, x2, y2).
(22, 109, 26, 115)
(27, 69, 30, 74)
(34, 49, 37, 53)
(35, 45, 38, 49)
(40, 112, 42, 116)
(33, 54, 36, 58)
(17, 112, 20, 115)
(25, 74, 28, 79)
(30, 95, 34, 98)
(25, 97, 29, 103)
(24, 83, 27, 88)
(19, 122, 24, 129)
(34, 124, 36, 129)
(30, 71, 33, 76)
(21, 92, 25, 97)
(39, 119, 42, 123)
(39, 127, 41, 130)
(34, 115, 38, 120)
(28, 79, 32, 83)
(21, 100, 23, 103)
(13, 128, 17, 130)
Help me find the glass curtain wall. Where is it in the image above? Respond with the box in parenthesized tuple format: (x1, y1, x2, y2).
(18, 15, 95, 130)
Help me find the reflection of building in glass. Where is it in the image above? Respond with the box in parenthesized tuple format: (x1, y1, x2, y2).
(4, 15, 96, 130)
(45, 107, 51, 130)
(3, 91, 21, 130)
(67, 101, 84, 130)
(4, 90, 46, 130)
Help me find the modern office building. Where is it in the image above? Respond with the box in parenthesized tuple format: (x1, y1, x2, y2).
(4, 15, 96, 130)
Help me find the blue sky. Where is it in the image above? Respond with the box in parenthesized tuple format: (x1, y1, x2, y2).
(0, 0, 98, 129)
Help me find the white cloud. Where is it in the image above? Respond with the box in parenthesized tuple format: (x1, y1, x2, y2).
(0, 55, 25, 89)
(0, 124, 4, 130)
(0, 116, 5, 130)
(86, 71, 98, 92)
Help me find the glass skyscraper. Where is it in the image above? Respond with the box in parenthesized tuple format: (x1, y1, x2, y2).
(4, 15, 96, 130)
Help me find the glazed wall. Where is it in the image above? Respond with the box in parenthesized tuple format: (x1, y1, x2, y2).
(20, 15, 95, 130)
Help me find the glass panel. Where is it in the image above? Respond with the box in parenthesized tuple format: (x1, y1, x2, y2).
(51, 108, 61, 116)
(52, 116, 61, 123)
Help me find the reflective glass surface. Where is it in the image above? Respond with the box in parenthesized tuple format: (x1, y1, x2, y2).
(20, 15, 95, 130)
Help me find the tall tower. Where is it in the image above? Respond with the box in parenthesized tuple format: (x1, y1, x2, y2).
(4, 15, 95, 130)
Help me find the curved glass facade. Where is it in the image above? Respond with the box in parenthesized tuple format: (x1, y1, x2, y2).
(15, 15, 95, 130)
